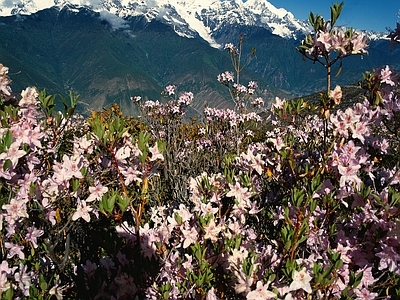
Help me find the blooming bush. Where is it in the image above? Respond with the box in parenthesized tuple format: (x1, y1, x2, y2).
(0, 3, 399, 300)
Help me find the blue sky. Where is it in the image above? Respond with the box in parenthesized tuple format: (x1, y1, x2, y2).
(268, 0, 399, 32)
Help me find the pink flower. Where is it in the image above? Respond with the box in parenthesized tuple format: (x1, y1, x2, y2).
(217, 71, 234, 83)
(181, 227, 198, 248)
(49, 275, 68, 300)
(357, 267, 377, 288)
(380, 65, 395, 86)
(226, 182, 250, 203)
(114, 273, 137, 297)
(53, 154, 84, 183)
(114, 145, 131, 162)
(139, 224, 157, 258)
(206, 287, 218, 300)
(0, 272, 10, 294)
(14, 263, 31, 296)
(228, 247, 249, 267)
(0, 141, 26, 167)
(131, 96, 141, 102)
(2, 198, 29, 224)
(375, 243, 400, 274)
(351, 121, 370, 143)
(354, 288, 378, 300)
(351, 32, 368, 54)
(0, 261, 16, 275)
(86, 183, 108, 202)
(224, 43, 238, 54)
(121, 166, 142, 186)
(178, 92, 193, 106)
(338, 164, 362, 189)
(316, 30, 332, 51)
(330, 29, 348, 54)
(72, 200, 93, 222)
(164, 85, 176, 95)
(4, 242, 25, 260)
(82, 260, 97, 278)
(182, 254, 194, 272)
(25, 226, 44, 248)
(234, 269, 253, 294)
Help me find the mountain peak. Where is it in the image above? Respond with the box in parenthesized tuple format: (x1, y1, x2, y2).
(0, 0, 312, 44)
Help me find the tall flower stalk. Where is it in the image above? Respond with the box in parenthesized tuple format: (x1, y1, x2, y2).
(297, 2, 368, 92)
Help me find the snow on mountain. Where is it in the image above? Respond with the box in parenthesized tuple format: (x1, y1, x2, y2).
(0, 0, 314, 47)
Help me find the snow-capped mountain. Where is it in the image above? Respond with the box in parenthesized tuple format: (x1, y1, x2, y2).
(0, 0, 312, 47)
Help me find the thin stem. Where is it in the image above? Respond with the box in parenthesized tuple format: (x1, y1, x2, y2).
(326, 65, 331, 92)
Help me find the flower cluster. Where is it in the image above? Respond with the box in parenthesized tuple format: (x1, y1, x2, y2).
(0, 5, 398, 298)
(297, 2, 369, 94)
(304, 28, 368, 58)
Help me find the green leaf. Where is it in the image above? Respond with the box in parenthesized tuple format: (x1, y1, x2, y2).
(117, 195, 130, 213)
(3, 159, 11, 171)
(88, 116, 106, 142)
(72, 178, 80, 192)
(174, 212, 183, 225)
(335, 59, 343, 77)
(40, 281, 48, 291)
(330, 2, 344, 27)
(309, 12, 315, 27)
(3, 130, 12, 148)
(100, 192, 116, 215)
(3, 287, 13, 300)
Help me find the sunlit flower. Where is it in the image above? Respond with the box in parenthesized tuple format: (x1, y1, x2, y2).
(149, 143, 164, 161)
(247, 281, 276, 299)
(181, 226, 198, 248)
(86, 183, 108, 202)
(14, 263, 31, 296)
(19, 86, 38, 106)
(165, 85, 176, 95)
(380, 65, 395, 86)
(329, 85, 342, 105)
(0, 141, 26, 167)
(354, 288, 378, 300)
(49, 275, 69, 300)
(289, 267, 312, 294)
(72, 200, 93, 222)
(203, 218, 222, 242)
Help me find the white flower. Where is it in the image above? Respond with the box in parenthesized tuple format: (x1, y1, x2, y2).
(247, 281, 276, 299)
(329, 85, 342, 105)
(149, 143, 164, 161)
(289, 267, 312, 294)
(203, 218, 222, 242)
(19, 86, 38, 106)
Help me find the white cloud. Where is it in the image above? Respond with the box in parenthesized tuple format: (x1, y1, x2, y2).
(157, 7, 171, 20)
(98, 10, 129, 31)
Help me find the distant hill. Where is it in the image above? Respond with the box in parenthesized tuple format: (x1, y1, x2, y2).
(0, 4, 399, 117)
(0, 7, 288, 116)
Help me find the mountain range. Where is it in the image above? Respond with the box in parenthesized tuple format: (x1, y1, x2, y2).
(0, 0, 399, 116)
